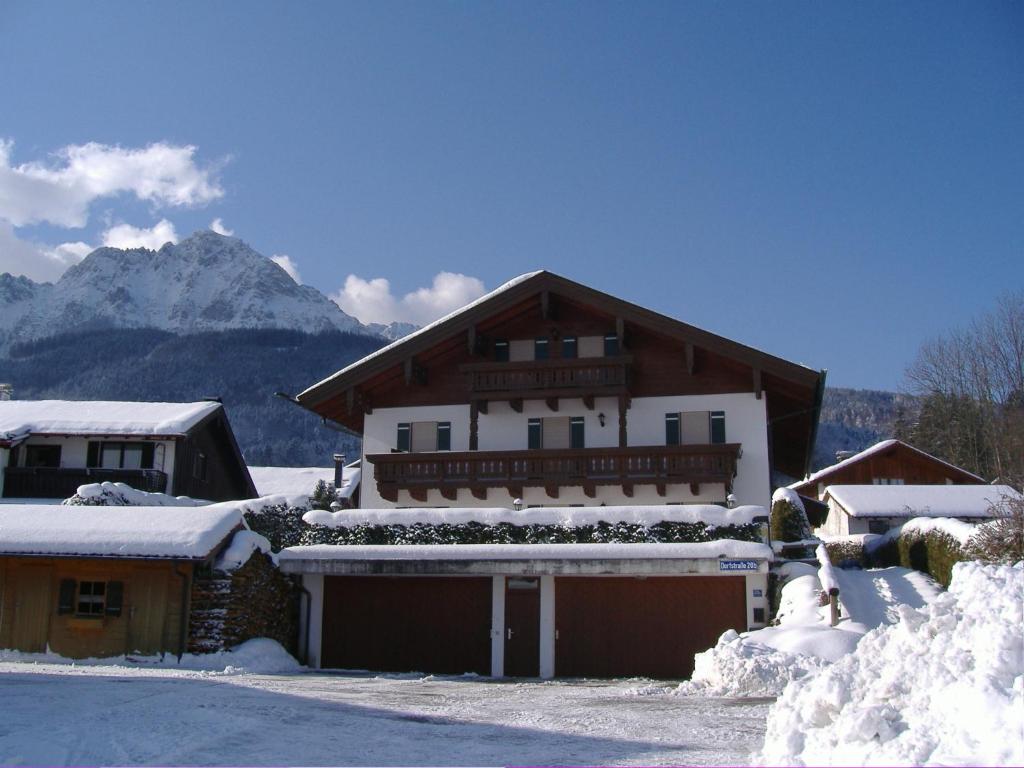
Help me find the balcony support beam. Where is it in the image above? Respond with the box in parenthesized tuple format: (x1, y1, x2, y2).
(471, 487, 488, 501)
(440, 487, 458, 502)
(510, 398, 523, 413)
(582, 394, 595, 411)
(469, 402, 479, 451)
(545, 397, 559, 412)
(690, 482, 701, 497)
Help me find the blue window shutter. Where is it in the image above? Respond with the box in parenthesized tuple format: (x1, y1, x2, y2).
(665, 413, 680, 445)
(534, 338, 549, 360)
(397, 423, 410, 452)
(710, 411, 726, 444)
(562, 336, 577, 359)
(494, 340, 509, 362)
(604, 333, 619, 356)
(436, 422, 451, 451)
(528, 419, 542, 450)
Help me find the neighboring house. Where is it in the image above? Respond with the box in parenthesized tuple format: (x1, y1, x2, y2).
(247, 458, 361, 507)
(817, 484, 1018, 536)
(282, 271, 824, 679)
(789, 439, 985, 502)
(296, 271, 826, 510)
(0, 400, 257, 502)
(0, 504, 243, 658)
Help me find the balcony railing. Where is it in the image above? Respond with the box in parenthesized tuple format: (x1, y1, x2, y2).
(368, 443, 741, 502)
(2, 467, 169, 499)
(459, 356, 632, 399)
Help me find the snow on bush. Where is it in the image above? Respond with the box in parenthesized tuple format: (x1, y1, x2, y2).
(758, 561, 1024, 766)
(64, 482, 209, 507)
(214, 530, 275, 571)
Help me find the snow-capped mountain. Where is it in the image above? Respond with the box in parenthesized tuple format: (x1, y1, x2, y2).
(365, 320, 420, 341)
(0, 231, 370, 345)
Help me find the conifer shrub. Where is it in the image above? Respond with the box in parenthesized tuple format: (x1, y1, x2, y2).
(770, 495, 811, 543)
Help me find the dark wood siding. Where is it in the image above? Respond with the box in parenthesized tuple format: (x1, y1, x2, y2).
(555, 576, 746, 679)
(322, 576, 492, 675)
(172, 411, 255, 501)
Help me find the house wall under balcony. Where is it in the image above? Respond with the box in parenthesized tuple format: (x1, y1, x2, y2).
(360, 392, 770, 509)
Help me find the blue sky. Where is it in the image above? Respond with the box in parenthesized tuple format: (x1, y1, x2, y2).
(1, 1, 1021, 390)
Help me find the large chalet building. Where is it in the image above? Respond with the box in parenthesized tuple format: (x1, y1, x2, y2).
(297, 271, 826, 510)
(284, 271, 826, 678)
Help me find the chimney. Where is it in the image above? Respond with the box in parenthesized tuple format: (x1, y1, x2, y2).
(0, 384, 12, 401)
(333, 453, 346, 490)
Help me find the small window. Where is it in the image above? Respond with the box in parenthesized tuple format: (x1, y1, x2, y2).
(76, 581, 106, 616)
(528, 418, 542, 450)
(397, 423, 411, 452)
(562, 336, 577, 359)
(88, 442, 155, 469)
(193, 452, 208, 481)
(570, 416, 585, 449)
(753, 607, 766, 623)
(710, 411, 726, 444)
(436, 422, 451, 451)
(534, 338, 549, 360)
(604, 333, 620, 356)
(665, 413, 680, 446)
(25, 445, 61, 468)
(494, 340, 509, 362)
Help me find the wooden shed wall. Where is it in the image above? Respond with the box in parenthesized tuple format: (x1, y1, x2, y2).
(0, 557, 192, 658)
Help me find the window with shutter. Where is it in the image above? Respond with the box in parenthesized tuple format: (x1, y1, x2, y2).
(76, 581, 106, 616)
(105, 581, 124, 617)
(681, 411, 710, 444)
(410, 422, 439, 453)
(542, 416, 571, 449)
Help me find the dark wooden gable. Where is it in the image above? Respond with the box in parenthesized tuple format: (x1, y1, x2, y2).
(299, 272, 826, 478)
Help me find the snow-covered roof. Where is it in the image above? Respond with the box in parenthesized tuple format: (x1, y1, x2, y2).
(247, 464, 361, 499)
(280, 540, 773, 562)
(302, 503, 766, 529)
(0, 400, 221, 443)
(299, 271, 544, 399)
(0, 503, 244, 559)
(790, 440, 984, 488)
(823, 484, 1019, 519)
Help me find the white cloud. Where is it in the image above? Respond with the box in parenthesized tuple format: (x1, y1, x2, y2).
(0, 139, 224, 228)
(0, 221, 65, 282)
(332, 271, 487, 326)
(101, 219, 179, 251)
(271, 254, 302, 284)
(210, 217, 233, 236)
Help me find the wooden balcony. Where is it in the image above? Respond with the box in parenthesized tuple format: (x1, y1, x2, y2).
(459, 356, 632, 408)
(2, 467, 169, 499)
(368, 443, 741, 502)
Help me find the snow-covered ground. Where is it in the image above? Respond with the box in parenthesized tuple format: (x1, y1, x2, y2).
(0, 664, 769, 766)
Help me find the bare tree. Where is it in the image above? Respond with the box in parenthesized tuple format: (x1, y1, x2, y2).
(904, 291, 1024, 485)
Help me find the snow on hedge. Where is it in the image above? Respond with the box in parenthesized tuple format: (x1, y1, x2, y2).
(868, 516, 981, 550)
(758, 562, 1024, 766)
(302, 503, 766, 529)
(65, 482, 209, 507)
(280, 540, 773, 562)
(0, 504, 244, 559)
(0, 638, 300, 675)
(214, 530, 274, 571)
(771, 487, 805, 513)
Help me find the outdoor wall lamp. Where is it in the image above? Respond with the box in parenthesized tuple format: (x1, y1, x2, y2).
(598, 412, 606, 427)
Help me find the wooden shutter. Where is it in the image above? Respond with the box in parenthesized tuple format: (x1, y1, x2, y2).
(710, 411, 726, 444)
(58, 579, 76, 615)
(665, 413, 680, 446)
(105, 581, 124, 617)
(562, 336, 577, 359)
(570, 417, 585, 449)
(603, 333, 619, 356)
(681, 411, 710, 444)
(494, 340, 509, 362)
(411, 422, 438, 453)
(436, 422, 451, 451)
(534, 338, 549, 360)
(528, 419, 542, 450)
(396, 423, 410, 452)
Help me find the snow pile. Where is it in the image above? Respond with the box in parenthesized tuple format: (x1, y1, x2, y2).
(65, 482, 209, 507)
(214, 530, 274, 571)
(759, 562, 1024, 766)
(303, 503, 765, 529)
(677, 563, 855, 698)
(0, 638, 301, 675)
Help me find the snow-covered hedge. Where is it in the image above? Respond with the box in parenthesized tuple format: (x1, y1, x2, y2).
(869, 518, 975, 587)
(63, 482, 209, 507)
(243, 501, 762, 551)
(770, 488, 811, 544)
(758, 561, 1024, 766)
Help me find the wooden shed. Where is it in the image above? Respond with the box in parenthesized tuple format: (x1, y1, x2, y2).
(0, 504, 245, 658)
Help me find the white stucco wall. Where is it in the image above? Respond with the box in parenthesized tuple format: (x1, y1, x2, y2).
(360, 392, 771, 509)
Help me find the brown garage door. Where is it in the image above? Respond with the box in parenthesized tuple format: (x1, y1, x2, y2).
(555, 576, 746, 679)
(322, 576, 492, 675)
